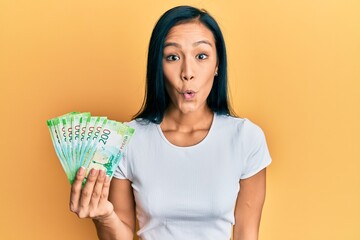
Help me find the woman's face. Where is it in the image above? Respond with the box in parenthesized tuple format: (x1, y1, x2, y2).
(162, 21, 218, 114)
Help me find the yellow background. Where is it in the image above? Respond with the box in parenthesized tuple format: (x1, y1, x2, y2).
(1, 0, 359, 239)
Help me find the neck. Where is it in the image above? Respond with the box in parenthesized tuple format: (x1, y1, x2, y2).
(162, 105, 214, 132)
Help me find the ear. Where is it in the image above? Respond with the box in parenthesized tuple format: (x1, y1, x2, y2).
(215, 65, 219, 76)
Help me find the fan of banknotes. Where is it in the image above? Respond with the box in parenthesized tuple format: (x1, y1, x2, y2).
(47, 112, 134, 184)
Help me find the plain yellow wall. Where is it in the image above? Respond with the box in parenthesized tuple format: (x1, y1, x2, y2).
(1, 0, 359, 239)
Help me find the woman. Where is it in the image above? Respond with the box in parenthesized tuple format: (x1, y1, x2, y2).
(70, 6, 272, 240)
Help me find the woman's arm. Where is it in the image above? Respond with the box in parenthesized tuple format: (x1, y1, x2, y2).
(70, 168, 135, 240)
(233, 168, 267, 240)
(93, 178, 136, 240)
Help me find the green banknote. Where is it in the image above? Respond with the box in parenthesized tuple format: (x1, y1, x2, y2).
(82, 120, 135, 181)
(47, 112, 134, 184)
(79, 116, 108, 169)
(71, 112, 91, 170)
(47, 120, 72, 182)
(47, 112, 88, 182)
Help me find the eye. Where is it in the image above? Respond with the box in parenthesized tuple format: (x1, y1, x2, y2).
(165, 55, 180, 61)
(196, 53, 208, 60)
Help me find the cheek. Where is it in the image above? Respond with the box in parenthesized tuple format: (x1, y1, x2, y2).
(205, 79, 215, 95)
(163, 64, 178, 87)
(163, 63, 170, 78)
(164, 78, 179, 102)
(164, 81, 174, 95)
(201, 70, 216, 89)
(203, 76, 215, 99)
(162, 60, 179, 76)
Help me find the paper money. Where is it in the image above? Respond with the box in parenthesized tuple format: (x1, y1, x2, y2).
(83, 120, 134, 179)
(47, 112, 134, 184)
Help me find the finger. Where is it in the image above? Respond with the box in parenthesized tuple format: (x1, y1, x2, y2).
(89, 170, 106, 209)
(70, 166, 86, 212)
(79, 168, 99, 209)
(100, 175, 111, 201)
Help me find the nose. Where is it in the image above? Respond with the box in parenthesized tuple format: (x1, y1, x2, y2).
(181, 57, 194, 81)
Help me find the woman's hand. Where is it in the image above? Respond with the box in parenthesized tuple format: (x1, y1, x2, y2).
(70, 167, 114, 221)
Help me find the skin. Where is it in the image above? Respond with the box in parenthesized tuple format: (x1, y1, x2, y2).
(69, 21, 267, 240)
(233, 169, 267, 240)
(161, 21, 218, 146)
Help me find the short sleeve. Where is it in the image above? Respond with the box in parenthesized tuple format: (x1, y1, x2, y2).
(240, 120, 272, 179)
(112, 121, 135, 180)
(113, 151, 129, 180)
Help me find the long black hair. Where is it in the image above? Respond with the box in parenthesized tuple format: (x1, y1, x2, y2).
(134, 5, 233, 123)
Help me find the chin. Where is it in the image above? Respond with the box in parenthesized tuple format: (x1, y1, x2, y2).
(178, 104, 198, 114)
(174, 99, 207, 114)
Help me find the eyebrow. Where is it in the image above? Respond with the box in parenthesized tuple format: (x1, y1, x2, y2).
(193, 40, 213, 47)
(163, 40, 213, 49)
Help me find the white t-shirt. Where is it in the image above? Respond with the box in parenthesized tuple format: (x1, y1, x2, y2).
(113, 113, 272, 240)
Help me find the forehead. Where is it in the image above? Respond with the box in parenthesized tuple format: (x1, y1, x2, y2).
(165, 22, 215, 43)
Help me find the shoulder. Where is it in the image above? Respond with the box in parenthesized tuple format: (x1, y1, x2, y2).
(125, 118, 157, 131)
(124, 118, 158, 144)
(214, 114, 268, 152)
(215, 114, 265, 139)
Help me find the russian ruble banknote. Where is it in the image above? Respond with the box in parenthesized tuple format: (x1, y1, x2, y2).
(47, 112, 134, 184)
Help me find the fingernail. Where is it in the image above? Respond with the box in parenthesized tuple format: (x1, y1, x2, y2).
(105, 175, 110, 182)
(78, 166, 85, 175)
(99, 170, 105, 177)
(90, 168, 97, 176)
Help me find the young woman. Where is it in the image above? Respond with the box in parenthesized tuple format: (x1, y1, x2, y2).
(69, 6, 272, 240)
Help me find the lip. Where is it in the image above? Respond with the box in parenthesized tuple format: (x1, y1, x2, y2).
(178, 89, 197, 94)
(180, 89, 197, 100)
